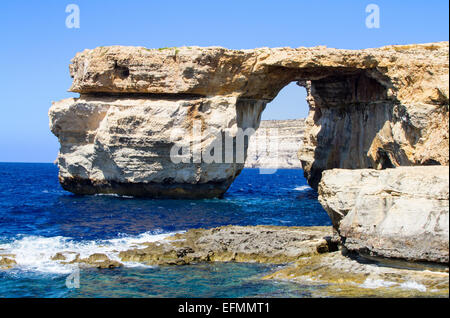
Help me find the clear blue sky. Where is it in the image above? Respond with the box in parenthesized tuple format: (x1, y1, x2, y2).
(0, 0, 448, 162)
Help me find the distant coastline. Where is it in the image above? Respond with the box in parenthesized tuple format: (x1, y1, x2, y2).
(245, 119, 305, 169)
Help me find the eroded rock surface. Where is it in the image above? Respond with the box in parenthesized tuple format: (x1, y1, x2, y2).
(264, 251, 449, 297)
(318, 166, 449, 263)
(0, 254, 17, 269)
(78, 253, 123, 269)
(50, 42, 449, 196)
(3, 226, 332, 269)
(118, 225, 335, 265)
(50, 95, 264, 197)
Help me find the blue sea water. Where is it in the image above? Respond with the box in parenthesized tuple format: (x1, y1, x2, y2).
(0, 162, 331, 298)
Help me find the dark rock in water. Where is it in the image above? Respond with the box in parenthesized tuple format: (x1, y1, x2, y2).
(59, 175, 233, 199)
(51, 252, 67, 261)
(0, 255, 17, 269)
(79, 253, 123, 269)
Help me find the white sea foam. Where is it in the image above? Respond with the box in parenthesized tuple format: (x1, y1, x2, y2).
(359, 278, 428, 292)
(399, 281, 427, 292)
(360, 278, 397, 289)
(293, 185, 312, 191)
(0, 231, 179, 274)
(94, 193, 135, 199)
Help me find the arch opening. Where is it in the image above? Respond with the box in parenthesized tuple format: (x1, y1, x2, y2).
(245, 82, 309, 170)
(243, 68, 394, 189)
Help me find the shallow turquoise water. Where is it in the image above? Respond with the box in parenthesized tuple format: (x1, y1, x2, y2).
(1, 263, 324, 298)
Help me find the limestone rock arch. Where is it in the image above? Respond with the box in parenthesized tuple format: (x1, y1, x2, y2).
(49, 42, 449, 197)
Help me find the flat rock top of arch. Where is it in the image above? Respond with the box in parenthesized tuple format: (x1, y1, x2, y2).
(69, 42, 449, 102)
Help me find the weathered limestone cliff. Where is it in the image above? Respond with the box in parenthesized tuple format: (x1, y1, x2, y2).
(245, 119, 305, 169)
(50, 42, 449, 197)
(318, 166, 449, 263)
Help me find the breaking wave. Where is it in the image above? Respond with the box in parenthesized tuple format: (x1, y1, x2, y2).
(0, 231, 179, 274)
(293, 185, 312, 192)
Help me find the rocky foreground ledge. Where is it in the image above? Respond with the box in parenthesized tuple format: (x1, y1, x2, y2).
(1, 225, 448, 296)
(0, 226, 335, 270)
